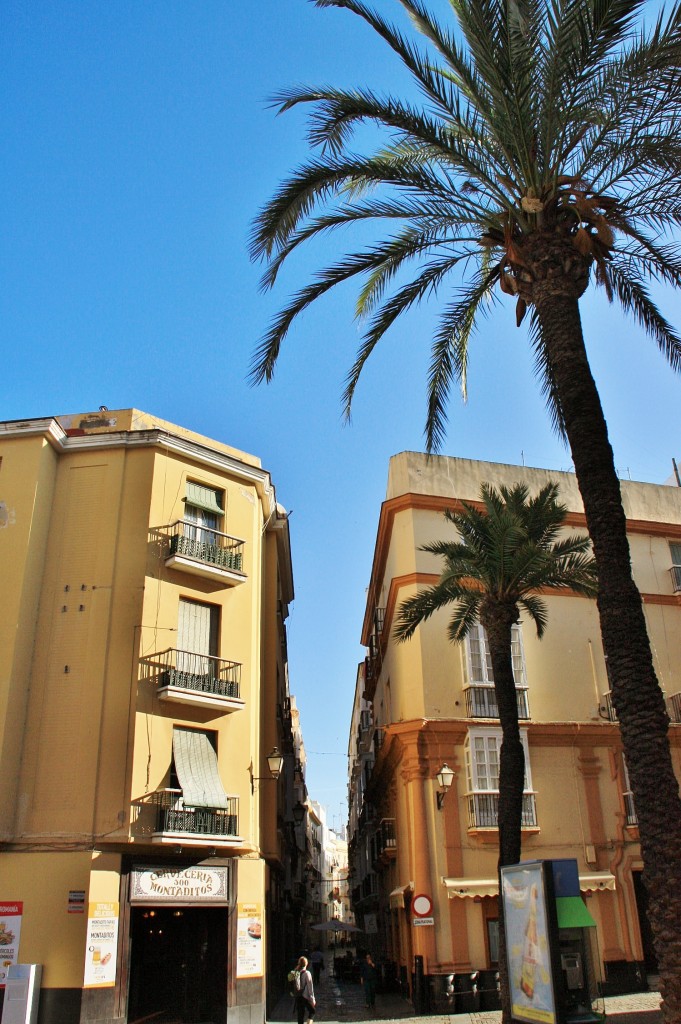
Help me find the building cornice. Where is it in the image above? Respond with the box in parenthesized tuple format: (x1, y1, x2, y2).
(0, 417, 280, 521)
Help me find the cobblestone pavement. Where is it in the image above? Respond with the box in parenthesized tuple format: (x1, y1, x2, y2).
(268, 970, 662, 1024)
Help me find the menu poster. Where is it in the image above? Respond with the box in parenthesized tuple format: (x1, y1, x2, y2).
(0, 902, 23, 988)
(501, 864, 558, 1024)
(236, 903, 263, 978)
(83, 902, 119, 988)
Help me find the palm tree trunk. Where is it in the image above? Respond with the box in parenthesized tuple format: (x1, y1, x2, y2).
(482, 603, 526, 1024)
(535, 291, 681, 1021)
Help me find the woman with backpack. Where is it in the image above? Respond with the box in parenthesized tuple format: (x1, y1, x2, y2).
(293, 956, 316, 1024)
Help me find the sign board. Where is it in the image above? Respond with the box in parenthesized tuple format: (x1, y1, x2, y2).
(236, 903, 263, 978)
(68, 890, 86, 914)
(83, 902, 119, 989)
(412, 917, 434, 927)
(130, 865, 231, 904)
(501, 862, 559, 1024)
(0, 902, 23, 987)
(412, 894, 433, 917)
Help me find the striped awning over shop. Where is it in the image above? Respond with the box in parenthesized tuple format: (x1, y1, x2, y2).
(173, 727, 229, 809)
(443, 871, 616, 898)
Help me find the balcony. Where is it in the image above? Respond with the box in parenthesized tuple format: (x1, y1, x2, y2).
(466, 792, 538, 830)
(667, 692, 681, 723)
(373, 818, 397, 866)
(599, 691, 617, 721)
(134, 789, 241, 846)
(148, 648, 244, 713)
(671, 565, 681, 593)
(163, 520, 246, 584)
(464, 684, 530, 720)
(623, 790, 638, 826)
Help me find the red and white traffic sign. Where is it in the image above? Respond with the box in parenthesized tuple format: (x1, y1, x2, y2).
(412, 894, 433, 917)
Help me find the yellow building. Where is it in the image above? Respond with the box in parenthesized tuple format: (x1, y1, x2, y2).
(0, 409, 297, 1024)
(348, 452, 681, 1008)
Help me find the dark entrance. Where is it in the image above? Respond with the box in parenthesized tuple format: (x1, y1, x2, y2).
(632, 871, 658, 973)
(128, 906, 228, 1024)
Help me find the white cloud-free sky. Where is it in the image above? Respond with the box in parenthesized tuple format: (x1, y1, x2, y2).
(3, 0, 679, 828)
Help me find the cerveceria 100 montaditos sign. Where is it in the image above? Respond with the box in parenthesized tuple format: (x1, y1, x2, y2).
(130, 866, 231, 904)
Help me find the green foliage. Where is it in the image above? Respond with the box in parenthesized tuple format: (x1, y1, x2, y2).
(394, 481, 598, 643)
(252, 0, 681, 450)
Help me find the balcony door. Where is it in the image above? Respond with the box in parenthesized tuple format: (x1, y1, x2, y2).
(177, 599, 218, 680)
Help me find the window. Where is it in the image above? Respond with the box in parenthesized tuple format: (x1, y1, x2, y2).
(176, 598, 219, 679)
(464, 727, 537, 828)
(486, 918, 500, 965)
(184, 482, 224, 545)
(670, 542, 681, 593)
(464, 624, 529, 718)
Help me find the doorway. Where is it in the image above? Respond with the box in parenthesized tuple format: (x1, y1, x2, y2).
(128, 906, 228, 1024)
(632, 871, 658, 973)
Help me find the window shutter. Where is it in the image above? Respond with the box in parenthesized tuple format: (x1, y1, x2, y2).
(184, 482, 224, 515)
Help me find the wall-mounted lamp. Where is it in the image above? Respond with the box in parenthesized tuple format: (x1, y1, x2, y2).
(250, 747, 285, 792)
(436, 763, 456, 810)
(292, 801, 307, 825)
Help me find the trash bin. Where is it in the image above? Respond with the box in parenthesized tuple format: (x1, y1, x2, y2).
(1, 965, 42, 1024)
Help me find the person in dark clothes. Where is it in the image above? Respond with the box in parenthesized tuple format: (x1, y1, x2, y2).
(360, 953, 378, 1010)
(310, 949, 324, 984)
(295, 956, 316, 1024)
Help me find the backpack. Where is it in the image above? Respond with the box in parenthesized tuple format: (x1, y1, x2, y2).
(287, 969, 301, 996)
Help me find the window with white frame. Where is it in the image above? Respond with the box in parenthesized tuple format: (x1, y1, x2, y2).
(463, 727, 537, 828)
(184, 482, 224, 545)
(464, 623, 529, 719)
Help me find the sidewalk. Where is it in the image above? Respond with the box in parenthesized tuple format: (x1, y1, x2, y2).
(268, 971, 662, 1024)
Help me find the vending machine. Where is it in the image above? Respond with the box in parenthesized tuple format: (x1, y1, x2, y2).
(501, 859, 605, 1024)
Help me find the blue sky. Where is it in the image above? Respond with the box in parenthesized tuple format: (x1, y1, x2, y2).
(3, 0, 680, 828)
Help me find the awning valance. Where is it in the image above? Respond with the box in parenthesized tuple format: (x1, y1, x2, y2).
(184, 482, 224, 515)
(443, 872, 616, 899)
(443, 878, 499, 899)
(579, 872, 616, 892)
(389, 882, 414, 909)
(173, 727, 229, 809)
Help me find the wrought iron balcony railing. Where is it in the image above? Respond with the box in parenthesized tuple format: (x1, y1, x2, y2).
(668, 692, 681, 724)
(671, 565, 681, 593)
(164, 520, 246, 576)
(152, 647, 241, 701)
(138, 788, 239, 838)
(464, 684, 530, 720)
(466, 792, 538, 829)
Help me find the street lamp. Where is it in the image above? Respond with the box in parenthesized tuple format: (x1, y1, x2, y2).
(250, 747, 285, 792)
(293, 801, 307, 825)
(436, 763, 455, 810)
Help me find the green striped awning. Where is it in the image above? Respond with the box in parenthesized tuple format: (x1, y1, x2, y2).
(173, 728, 229, 809)
(184, 482, 224, 515)
(556, 896, 597, 929)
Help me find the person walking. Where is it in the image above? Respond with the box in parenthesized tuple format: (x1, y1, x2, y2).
(310, 949, 324, 985)
(360, 953, 378, 1011)
(294, 956, 316, 1024)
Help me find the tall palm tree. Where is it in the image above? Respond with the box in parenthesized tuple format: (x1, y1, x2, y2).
(394, 481, 598, 1019)
(251, 1, 681, 1011)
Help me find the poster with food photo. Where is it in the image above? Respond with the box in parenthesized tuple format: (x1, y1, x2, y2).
(0, 902, 23, 987)
(236, 903, 263, 978)
(83, 902, 119, 988)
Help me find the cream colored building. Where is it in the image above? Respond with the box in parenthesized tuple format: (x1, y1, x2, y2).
(0, 410, 297, 1024)
(348, 452, 681, 1008)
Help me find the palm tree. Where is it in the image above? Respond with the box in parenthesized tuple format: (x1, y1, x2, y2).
(394, 480, 598, 1019)
(251, 1, 681, 1011)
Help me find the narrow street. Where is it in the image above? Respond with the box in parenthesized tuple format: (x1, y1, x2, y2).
(268, 965, 661, 1024)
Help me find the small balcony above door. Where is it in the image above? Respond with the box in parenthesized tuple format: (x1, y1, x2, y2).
(145, 648, 244, 713)
(162, 520, 247, 585)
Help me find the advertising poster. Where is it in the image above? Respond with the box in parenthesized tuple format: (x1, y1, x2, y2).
(83, 902, 119, 988)
(501, 864, 557, 1024)
(236, 903, 263, 978)
(0, 902, 23, 987)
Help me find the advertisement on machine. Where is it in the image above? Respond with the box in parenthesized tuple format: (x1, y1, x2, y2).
(501, 864, 558, 1024)
(83, 902, 119, 988)
(0, 902, 23, 988)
